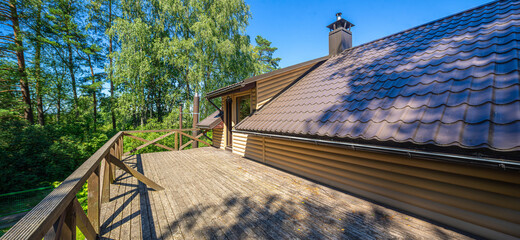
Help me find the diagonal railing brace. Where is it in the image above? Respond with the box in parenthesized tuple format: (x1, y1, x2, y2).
(124, 131, 176, 155)
(107, 154, 164, 191)
(124, 133, 174, 152)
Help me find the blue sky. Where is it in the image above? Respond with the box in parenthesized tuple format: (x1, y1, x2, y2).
(245, 0, 491, 68)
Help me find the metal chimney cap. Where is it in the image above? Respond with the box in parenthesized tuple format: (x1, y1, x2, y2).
(336, 12, 342, 20)
(326, 18, 355, 31)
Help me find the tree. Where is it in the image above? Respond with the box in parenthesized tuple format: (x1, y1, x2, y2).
(87, 0, 119, 129)
(254, 35, 281, 75)
(76, 43, 103, 131)
(23, 0, 48, 125)
(111, 0, 261, 126)
(46, 0, 84, 117)
(0, 0, 35, 124)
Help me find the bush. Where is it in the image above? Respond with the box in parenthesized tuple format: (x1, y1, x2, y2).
(0, 119, 112, 193)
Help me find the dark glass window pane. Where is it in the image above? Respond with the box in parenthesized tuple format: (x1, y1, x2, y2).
(237, 95, 250, 122)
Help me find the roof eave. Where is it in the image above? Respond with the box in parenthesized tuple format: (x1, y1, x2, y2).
(233, 129, 520, 170)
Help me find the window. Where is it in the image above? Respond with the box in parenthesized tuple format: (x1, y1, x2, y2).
(236, 95, 251, 123)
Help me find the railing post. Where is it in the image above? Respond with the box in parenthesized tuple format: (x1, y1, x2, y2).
(179, 131, 182, 150)
(109, 147, 116, 183)
(120, 136, 124, 158)
(88, 165, 100, 233)
(62, 201, 76, 240)
(193, 93, 199, 148)
(115, 140, 120, 160)
(101, 157, 111, 203)
(174, 131, 178, 151)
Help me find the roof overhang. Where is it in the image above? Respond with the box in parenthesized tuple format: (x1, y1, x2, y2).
(206, 82, 256, 100)
(205, 55, 329, 99)
(197, 110, 223, 129)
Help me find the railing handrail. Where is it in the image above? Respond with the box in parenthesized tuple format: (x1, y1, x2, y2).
(1, 131, 124, 240)
(123, 128, 198, 133)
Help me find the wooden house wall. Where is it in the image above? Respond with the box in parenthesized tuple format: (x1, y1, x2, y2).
(231, 133, 520, 239)
(212, 128, 225, 149)
(256, 66, 314, 109)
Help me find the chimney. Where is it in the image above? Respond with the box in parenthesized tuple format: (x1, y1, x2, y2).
(327, 13, 354, 56)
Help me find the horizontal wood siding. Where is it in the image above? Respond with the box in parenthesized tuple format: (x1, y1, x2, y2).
(232, 132, 263, 162)
(256, 66, 313, 108)
(232, 132, 247, 156)
(212, 128, 225, 149)
(234, 134, 520, 239)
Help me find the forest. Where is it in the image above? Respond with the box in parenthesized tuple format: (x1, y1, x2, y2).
(0, 0, 280, 194)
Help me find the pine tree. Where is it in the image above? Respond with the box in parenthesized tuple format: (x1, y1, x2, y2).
(0, 0, 35, 124)
(254, 35, 281, 74)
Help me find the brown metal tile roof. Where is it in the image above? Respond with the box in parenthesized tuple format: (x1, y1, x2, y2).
(197, 111, 222, 129)
(236, 0, 520, 153)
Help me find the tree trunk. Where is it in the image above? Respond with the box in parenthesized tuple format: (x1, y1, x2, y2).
(35, 3, 44, 125)
(68, 43, 78, 116)
(56, 86, 61, 123)
(10, 0, 34, 124)
(53, 63, 62, 123)
(88, 54, 96, 132)
(109, 0, 116, 130)
(156, 89, 162, 122)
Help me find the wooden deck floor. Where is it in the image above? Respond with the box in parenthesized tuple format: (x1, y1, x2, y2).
(100, 147, 473, 240)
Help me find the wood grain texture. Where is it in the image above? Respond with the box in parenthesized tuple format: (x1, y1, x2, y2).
(97, 148, 473, 240)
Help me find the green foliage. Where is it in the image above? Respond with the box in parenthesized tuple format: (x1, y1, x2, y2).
(0, 0, 279, 216)
(254, 35, 281, 74)
(77, 182, 88, 213)
(0, 119, 113, 193)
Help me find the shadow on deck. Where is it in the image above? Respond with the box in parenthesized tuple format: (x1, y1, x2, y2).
(100, 147, 471, 240)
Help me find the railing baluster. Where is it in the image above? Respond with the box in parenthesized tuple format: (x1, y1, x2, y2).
(87, 165, 100, 233)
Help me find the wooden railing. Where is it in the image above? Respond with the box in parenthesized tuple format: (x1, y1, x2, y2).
(123, 128, 211, 154)
(1, 128, 210, 240)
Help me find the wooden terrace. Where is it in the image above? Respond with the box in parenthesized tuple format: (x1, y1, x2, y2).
(100, 148, 471, 239)
(2, 130, 473, 239)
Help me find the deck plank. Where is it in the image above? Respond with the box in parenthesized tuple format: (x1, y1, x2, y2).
(176, 151, 238, 240)
(145, 153, 178, 240)
(119, 156, 134, 240)
(128, 155, 142, 240)
(98, 147, 474, 240)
